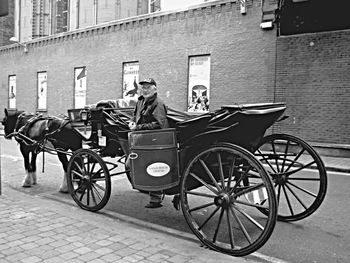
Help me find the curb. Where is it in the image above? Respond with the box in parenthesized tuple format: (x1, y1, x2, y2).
(326, 166, 350, 174)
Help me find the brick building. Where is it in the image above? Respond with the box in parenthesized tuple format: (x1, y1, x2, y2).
(0, 0, 349, 150)
(0, 0, 14, 46)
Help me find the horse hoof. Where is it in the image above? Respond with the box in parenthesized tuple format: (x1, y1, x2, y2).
(31, 175, 37, 185)
(22, 183, 32, 188)
(59, 188, 69, 193)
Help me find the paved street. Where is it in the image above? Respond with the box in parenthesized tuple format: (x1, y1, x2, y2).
(0, 185, 259, 263)
(1, 135, 350, 263)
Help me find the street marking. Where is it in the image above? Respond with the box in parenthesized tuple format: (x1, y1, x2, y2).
(250, 252, 291, 263)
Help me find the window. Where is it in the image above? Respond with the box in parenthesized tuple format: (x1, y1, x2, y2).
(32, 0, 50, 38)
(51, 0, 69, 34)
(187, 55, 211, 112)
(74, 67, 87, 109)
(37, 72, 48, 111)
(122, 62, 139, 105)
(150, 0, 161, 12)
(8, 75, 16, 109)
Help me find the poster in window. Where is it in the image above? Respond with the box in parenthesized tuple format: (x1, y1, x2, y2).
(37, 72, 47, 110)
(8, 75, 16, 109)
(74, 67, 87, 109)
(122, 62, 139, 107)
(187, 56, 211, 112)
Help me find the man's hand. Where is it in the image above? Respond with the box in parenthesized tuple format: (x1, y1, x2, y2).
(128, 121, 137, 131)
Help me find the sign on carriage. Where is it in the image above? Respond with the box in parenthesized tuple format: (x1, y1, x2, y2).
(146, 162, 170, 177)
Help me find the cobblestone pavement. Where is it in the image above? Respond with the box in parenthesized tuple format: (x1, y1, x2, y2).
(0, 186, 256, 263)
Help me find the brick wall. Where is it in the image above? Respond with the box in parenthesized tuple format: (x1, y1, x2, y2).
(1, 1, 348, 145)
(0, 0, 276, 117)
(275, 30, 350, 144)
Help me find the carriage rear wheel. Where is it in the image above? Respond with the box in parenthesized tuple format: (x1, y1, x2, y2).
(255, 134, 327, 222)
(67, 149, 111, 212)
(180, 143, 277, 257)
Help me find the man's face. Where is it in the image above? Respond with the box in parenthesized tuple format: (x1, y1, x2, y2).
(141, 83, 156, 98)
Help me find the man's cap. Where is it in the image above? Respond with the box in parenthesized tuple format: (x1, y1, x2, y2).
(139, 78, 156, 86)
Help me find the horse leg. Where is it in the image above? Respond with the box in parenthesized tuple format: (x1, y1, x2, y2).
(29, 151, 38, 185)
(57, 152, 69, 193)
(20, 144, 32, 187)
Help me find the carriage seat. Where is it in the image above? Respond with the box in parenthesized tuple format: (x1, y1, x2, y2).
(166, 107, 213, 143)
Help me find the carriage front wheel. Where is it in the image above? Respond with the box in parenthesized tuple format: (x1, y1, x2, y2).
(180, 143, 277, 257)
(255, 134, 327, 222)
(67, 149, 111, 212)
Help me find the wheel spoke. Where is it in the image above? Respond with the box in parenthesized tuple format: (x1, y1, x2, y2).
(284, 161, 316, 176)
(188, 202, 215, 213)
(92, 182, 106, 192)
(226, 156, 236, 191)
(89, 185, 98, 206)
(230, 206, 252, 244)
(86, 185, 90, 206)
(226, 208, 235, 248)
(286, 181, 317, 198)
(282, 185, 294, 216)
(281, 140, 290, 172)
(73, 161, 84, 174)
(74, 183, 85, 194)
(91, 177, 108, 182)
(199, 159, 222, 191)
(284, 183, 307, 210)
(288, 177, 320, 181)
(189, 172, 219, 194)
(230, 166, 251, 194)
(91, 167, 103, 179)
(277, 184, 282, 204)
(185, 190, 217, 198)
(90, 161, 96, 175)
(91, 184, 103, 201)
(79, 185, 87, 201)
(216, 153, 225, 189)
(285, 148, 305, 173)
(213, 208, 225, 243)
(233, 183, 265, 198)
(72, 170, 83, 179)
(234, 205, 264, 231)
(79, 156, 88, 174)
(271, 141, 280, 173)
(257, 149, 277, 173)
(234, 199, 268, 210)
(198, 206, 220, 231)
(87, 160, 91, 175)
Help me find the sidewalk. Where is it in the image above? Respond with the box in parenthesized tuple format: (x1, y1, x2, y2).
(0, 186, 256, 263)
(320, 156, 350, 174)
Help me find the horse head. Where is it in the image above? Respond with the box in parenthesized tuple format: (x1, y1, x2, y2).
(2, 108, 24, 139)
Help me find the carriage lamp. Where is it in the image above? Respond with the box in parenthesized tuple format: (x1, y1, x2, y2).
(80, 110, 88, 121)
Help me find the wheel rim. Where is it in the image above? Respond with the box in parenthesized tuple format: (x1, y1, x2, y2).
(255, 134, 327, 221)
(181, 144, 277, 256)
(67, 149, 111, 212)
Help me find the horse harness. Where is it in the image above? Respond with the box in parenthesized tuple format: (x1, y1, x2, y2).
(15, 112, 70, 151)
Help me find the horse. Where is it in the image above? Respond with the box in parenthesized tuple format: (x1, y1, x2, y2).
(1, 108, 82, 193)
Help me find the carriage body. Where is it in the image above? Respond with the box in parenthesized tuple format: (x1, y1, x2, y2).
(66, 102, 327, 257)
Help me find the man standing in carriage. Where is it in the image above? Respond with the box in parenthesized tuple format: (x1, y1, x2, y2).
(128, 77, 170, 208)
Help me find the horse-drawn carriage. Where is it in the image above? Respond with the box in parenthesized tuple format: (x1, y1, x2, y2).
(64, 102, 327, 257)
